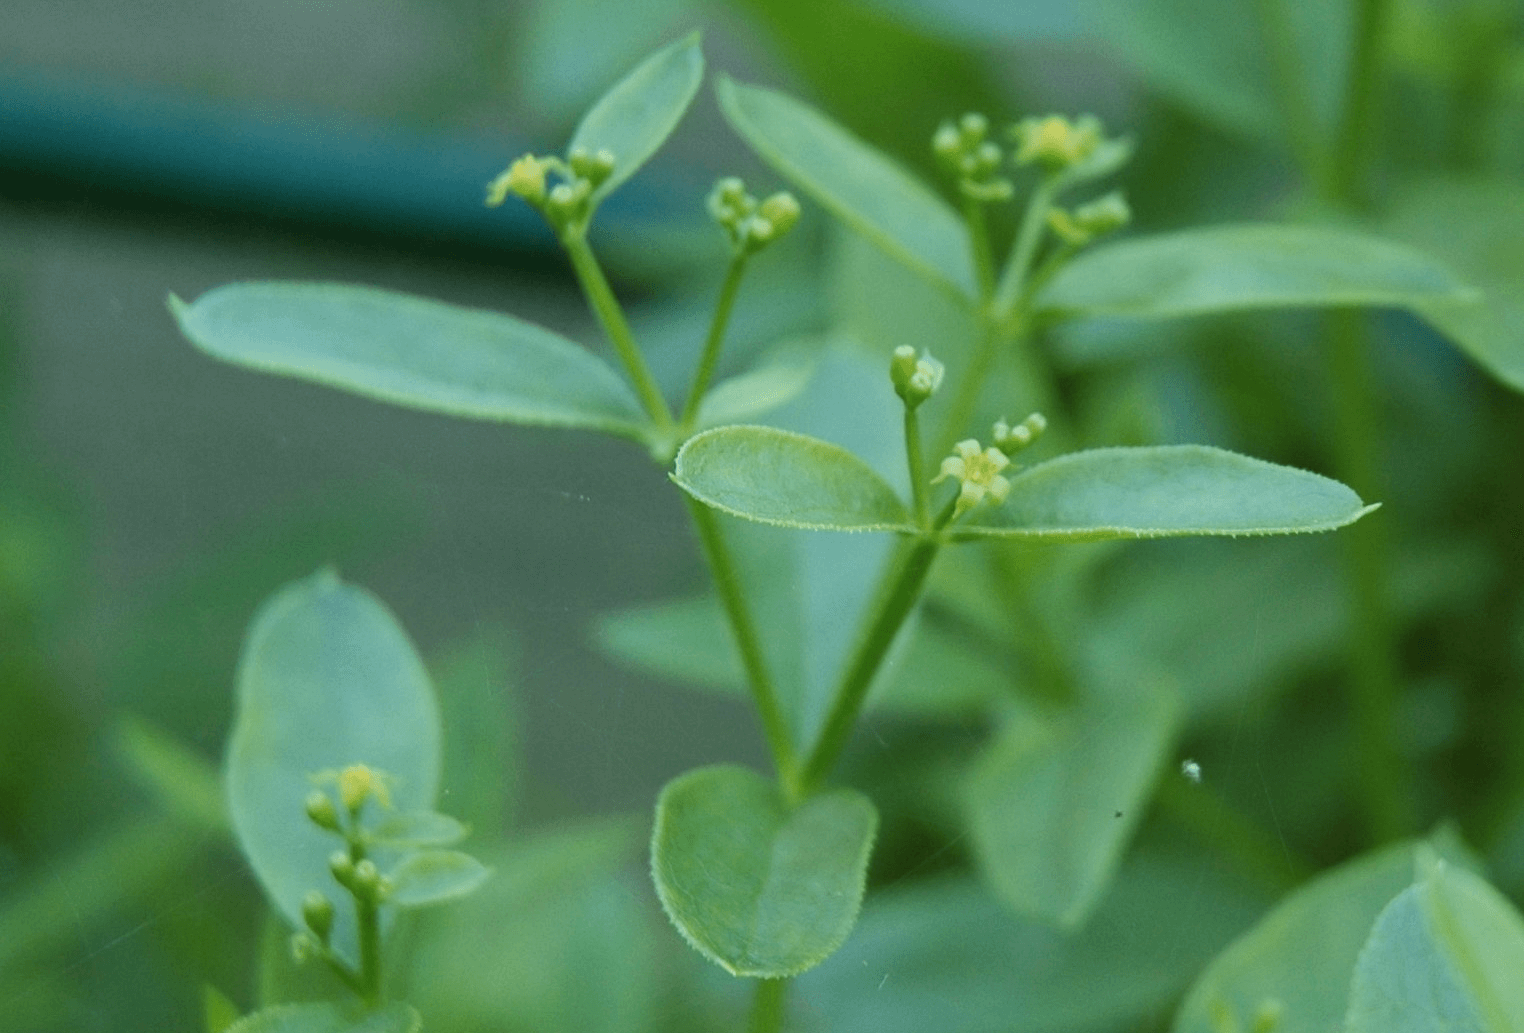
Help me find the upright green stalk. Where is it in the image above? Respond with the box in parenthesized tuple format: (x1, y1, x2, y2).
(684, 496, 797, 788)
(560, 229, 674, 434)
(746, 978, 788, 1033)
(992, 176, 1060, 319)
(680, 254, 749, 432)
(904, 406, 930, 529)
(962, 195, 997, 300)
(797, 535, 942, 794)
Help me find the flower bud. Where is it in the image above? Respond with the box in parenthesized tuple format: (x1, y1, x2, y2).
(992, 412, 1046, 455)
(305, 791, 340, 832)
(1073, 191, 1130, 235)
(352, 859, 382, 901)
(290, 932, 318, 964)
(757, 192, 801, 238)
(569, 146, 617, 187)
(958, 112, 989, 145)
(486, 154, 549, 208)
(302, 890, 334, 943)
(890, 346, 944, 409)
(932, 121, 961, 163)
(329, 850, 355, 888)
(1011, 114, 1103, 170)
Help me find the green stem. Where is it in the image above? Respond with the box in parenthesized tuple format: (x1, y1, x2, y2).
(561, 228, 674, 433)
(962, 193, 997, 300)
(904, 406, 930, 529)
(746, 978, 789, 1033)
(1325, 310, 1409, 840)
(992, 176, 1060, 318)
(1254, 0, 1335, 197)
(1330, 0, 1393, 208)
(680, 253, 749, 433)
(684, 496, 798, 789)
(797, 535, 941, 794)
(356, 896, 382, 1007)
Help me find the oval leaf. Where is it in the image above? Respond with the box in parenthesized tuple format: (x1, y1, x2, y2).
(226, 569, 441, 966)
(387, 849, 491, 907)
(717, 76, 976, 301)
(651, 764, 878, 977)
(957, 445, 1375, 541)
(1345, 863, 1524, 1033)
(1173, 837, 1474, 1033)
(369, 810, 469, 848)
(966, 684, 1180, 928)
(171, 283, 646, 436)
(225, 1002, 421, 1033)
(673, 426, 913, 532)
(570, 32, 704, 204)
(1036, 225, 1476, 320)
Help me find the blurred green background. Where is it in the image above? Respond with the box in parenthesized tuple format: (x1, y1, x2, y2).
(3, 0, 1524, 1030)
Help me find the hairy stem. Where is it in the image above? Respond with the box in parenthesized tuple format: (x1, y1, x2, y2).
(680, 253, 749, 433)
(561, 229, 674, 433)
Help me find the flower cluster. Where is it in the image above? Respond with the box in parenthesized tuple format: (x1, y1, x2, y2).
(933, 112, 1013, 202)
(485, 146, 617, 232)
(707, 177, 801, 255)
(889, 345, 945, 409)
(1011, 114, 1105, 170)
(1047, 191, 1132, 247)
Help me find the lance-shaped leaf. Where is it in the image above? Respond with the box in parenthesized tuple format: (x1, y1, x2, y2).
(672, 425, 914, 532)
(1345, 862, 1524, 1033)
(651, 764, 878, 977)
(224, 1002, 421, 1033)
(1035, 225, 1476, 320)
(966, 684, 1180, 928)
(1382, 178, 1524, 393)
(570, 32, 704, 204)
(171, 283, 646, 438)
(717, 76, 976, 301)
(1173, 835, 1476, 1033)
(226, 569, 441, 967)
(956, 445, 1374, 542)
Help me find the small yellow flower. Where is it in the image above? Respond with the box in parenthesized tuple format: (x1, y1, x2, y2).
(486, 154, 549, 207)
(1012, 115, 1102, 169)
(312, 763, 394, 813)
(933, 439, 1011, 517)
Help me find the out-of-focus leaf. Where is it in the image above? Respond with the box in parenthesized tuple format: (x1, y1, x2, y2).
(117, 715, 227, 832)
(204, 985, 241, 1033)
(651, 764, 877, 977)
(1382, 178, 1524, 393)
(696, 341, 820, 429)
(1087, 0, 1351, 150)
(1344, 861, 1524, 1033)
(957, 445, 1374, 541)
(223, 1002, 420, 1033)
(569, 33, 705, 205)
(857, 0, 1085, 43)
(797, 852, 1268, 1033)
(595, 593, 1006, 717)
(430, 628, 518, 834)
(1036, 225, 1475, 320)
(409, 817, 655, 1033)
(171, 284, 646, 437)
(717, 77, 976, 301)
(226, 569, 440, 967)
(386, 849, 490, 907)
(368, 811, 468, 848)
(1173, 836, 1475, 1033)
(967, 684, 1180, 927)
(673, 426, 913, 532)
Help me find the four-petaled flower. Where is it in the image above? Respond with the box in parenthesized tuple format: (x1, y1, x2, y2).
(934, 439, 1011, 517)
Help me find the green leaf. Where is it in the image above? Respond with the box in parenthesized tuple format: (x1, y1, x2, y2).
(695, 342, 819, 429)
(224, 1002, 421, 1033)
(956, 445, 1375, 542)
(170, 283, 646, 437)
(117, 715, 227, 832)
(651, 764, 878, 977)
(673, 425, 913, 532)
(1345, 862, 1524, 1033)
(1036, 225, 1476, 320)
(204, 985, 241, 1033)
(570, 32, 704, 205)
(1382, 178, 1524, 393)
(368, 810, 468, 848)
(966, 684, 1180, 927)
(1173, 837, 1474, 1033)
(797, 853, 1268, 1033)
(386, 849, 491, 907)
(226, 569, 441, 966)
(717, 76, 976, 301)
(409, 818, 656, 1033)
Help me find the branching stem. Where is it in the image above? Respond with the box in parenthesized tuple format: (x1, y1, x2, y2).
(681, 253, 750, 433)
